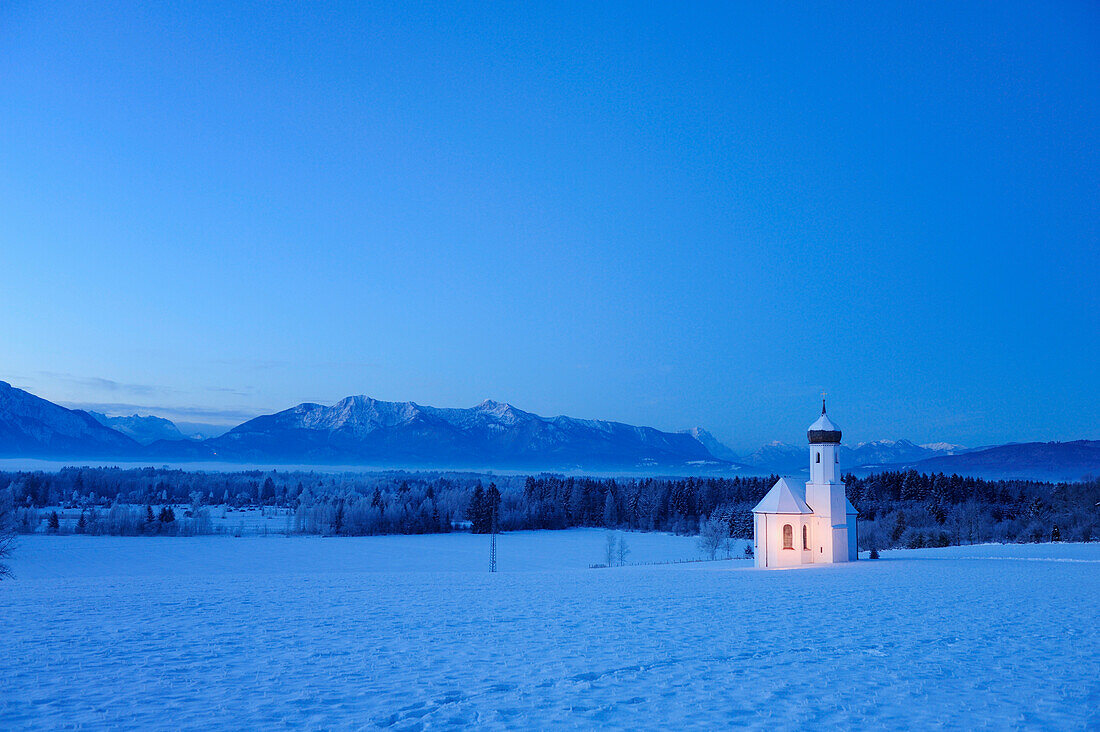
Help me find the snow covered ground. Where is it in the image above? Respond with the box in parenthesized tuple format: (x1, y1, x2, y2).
(1, 533, 1097, 730)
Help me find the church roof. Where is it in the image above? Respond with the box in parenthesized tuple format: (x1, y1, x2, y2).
(752, 477, 813, 514)
(808, 412, 838, 432)
(808, 400, 842, 444)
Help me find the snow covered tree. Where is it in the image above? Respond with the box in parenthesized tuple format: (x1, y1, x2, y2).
(75, 510, 86, 534)
(616, 533, 630, 566)
(0, 493, 14, 579)
(604, 532, 617, 567)
(697, 515, 727, 560)
(331, 500, 345, 535)
(47, 511, 59, 533)
(602, 490, 617, 528)
(0, 533, 11, 580)
(890, 511, 907, 544)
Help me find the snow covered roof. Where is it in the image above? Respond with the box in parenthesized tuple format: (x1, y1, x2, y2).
(752, 477, 813, 514)
(808, 412, 838, 432)
(808, 400, 842, 444)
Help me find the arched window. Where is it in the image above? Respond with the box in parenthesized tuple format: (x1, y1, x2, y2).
(835, 453, 839, 463)
(803, 525, 809, 550)
(816, 452, 821, 463)
(783, 524, 793, 549)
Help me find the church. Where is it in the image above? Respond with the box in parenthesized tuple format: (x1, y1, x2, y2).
(752, 401, 858, 568)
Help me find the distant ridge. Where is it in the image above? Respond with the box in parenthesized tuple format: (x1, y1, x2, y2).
(733, 439, 976, 476)
(89, 411, 186, 445)
(882, 440, 1100, 482)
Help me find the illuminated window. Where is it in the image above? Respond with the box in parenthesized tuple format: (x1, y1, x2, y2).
(783, 524, 793, 549)
(803, 525, 809, 550)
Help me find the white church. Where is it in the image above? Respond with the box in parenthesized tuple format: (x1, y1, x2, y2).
(752, 401, 858, 568)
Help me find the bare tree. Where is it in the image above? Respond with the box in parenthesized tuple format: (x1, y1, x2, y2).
(0, 533, 13, 580)
(697, 515, 727, 561)
(604, 532, 617, 567)
(616, 533, 630, 567)
(0, 488, 14, 579)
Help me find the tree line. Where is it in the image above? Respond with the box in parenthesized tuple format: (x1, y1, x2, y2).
(0, 466, 1096, 548)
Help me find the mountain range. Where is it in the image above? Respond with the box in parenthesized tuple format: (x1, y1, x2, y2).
(0, 380, 1096, 480)
(0, 382, 720, 471)
(191, 396, 719, 470)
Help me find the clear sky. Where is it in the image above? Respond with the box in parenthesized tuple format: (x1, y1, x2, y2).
(1, 2, 1097, 450)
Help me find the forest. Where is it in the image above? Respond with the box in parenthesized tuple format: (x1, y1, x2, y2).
(0, 466, 1096, 549)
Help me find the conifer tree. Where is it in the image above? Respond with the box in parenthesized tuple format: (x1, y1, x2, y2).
(486, 483, 501, 532)
(47, 511, 60, 533)
(467, 483, 486, 533)
(261, 477, 275, 503)
(891, 511, 907, 543)
(603, 490, 617, 528)
(332, 501, 345, 535)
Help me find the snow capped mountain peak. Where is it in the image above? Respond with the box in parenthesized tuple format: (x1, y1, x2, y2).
(475, 399, 519, 416)
(309, 396, 423, 431)
(855, 439, 918, 449)
(679, 427, 739, 462)
(921, 442, 966, 453)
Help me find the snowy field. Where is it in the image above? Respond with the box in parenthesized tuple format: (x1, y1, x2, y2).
(1, 533, 1097, 730)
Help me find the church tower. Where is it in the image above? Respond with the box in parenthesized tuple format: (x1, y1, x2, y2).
(751, 400, 859, 568)
(805, 399, 855, 563)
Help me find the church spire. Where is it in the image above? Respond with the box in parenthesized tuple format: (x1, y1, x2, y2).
(808, 398, 841, 444)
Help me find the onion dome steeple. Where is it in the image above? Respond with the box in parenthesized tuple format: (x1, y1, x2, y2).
(808, 398, 842, 444)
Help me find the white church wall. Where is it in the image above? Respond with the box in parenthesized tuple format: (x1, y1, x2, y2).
(765, 514, 808, 568)
(811, 515, 833, 563)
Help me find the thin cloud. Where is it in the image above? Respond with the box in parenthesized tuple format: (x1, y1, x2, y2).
(62, 402, 261, 425)
(35, 371, 180, 397)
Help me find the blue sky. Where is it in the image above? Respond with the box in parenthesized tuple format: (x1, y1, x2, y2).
(1, 2, 1097, 450)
